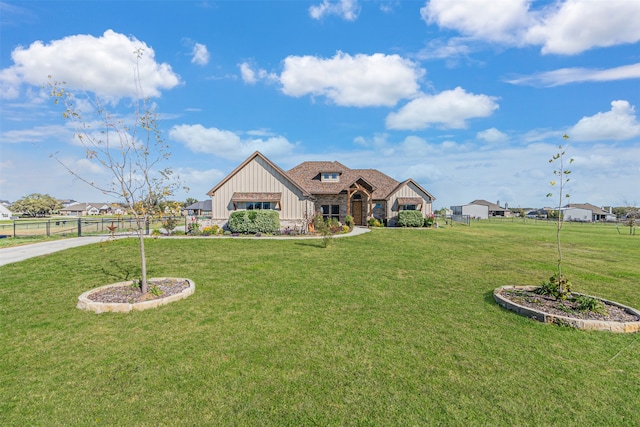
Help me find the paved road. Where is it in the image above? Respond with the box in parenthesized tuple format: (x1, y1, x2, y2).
(0, 227, 371, 267)
(0, 236, 115, 267)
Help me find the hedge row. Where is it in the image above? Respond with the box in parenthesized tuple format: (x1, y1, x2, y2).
(228, 210, 280, 233)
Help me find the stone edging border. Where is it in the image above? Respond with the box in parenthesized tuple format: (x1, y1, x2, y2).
(494, 285, 640, 333)
(77, 278, 195, 313)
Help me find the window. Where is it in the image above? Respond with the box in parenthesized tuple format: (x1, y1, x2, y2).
(321, 204, 340, 220)
(400, 205, 417, 211)
(321, 172, 340, 182)
(246, 202, 273, 210)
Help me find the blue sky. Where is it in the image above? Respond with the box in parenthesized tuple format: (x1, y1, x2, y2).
(1, 0, 639, 210)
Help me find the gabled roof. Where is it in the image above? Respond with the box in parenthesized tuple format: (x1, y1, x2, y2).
(389, 178, 436, 202)
(469, 199, 507, 211)
(287, 162, 421, 200)
(186, 200, 212, 211)
(207, 152, 310, 197)
(565, 203, 609, 215)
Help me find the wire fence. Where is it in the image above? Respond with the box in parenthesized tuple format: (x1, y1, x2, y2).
(0, 217, 185, 238)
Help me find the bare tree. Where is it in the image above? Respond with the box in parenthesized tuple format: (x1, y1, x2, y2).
(546, 135, 573, 298)
(47, 49, 181, 293)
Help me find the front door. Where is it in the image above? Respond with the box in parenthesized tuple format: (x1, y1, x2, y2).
(352, 201, 363, 225)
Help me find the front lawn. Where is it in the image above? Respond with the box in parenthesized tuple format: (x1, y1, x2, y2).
(1, 222, 638, 425)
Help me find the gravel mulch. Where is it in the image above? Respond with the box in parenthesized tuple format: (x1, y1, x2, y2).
(87, 278, 190, 304)
(500, 289, 640, 323)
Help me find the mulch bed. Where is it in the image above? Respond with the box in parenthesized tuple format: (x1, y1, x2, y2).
(500, 289, 640, 323)
(87, 278, 190, 304)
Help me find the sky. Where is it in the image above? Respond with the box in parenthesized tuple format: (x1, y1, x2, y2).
(1, 0, 639, 210)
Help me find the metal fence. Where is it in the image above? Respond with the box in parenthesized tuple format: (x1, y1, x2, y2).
(0, 217, 182, 238)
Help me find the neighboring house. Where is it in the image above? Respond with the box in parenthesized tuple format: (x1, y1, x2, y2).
(206, 151, 435, 229)
(0, 204, 13, 219)
(451, 203, 489, 220)
(185, 200, 212, 217)
(526, 209, 548, 219)
(450, 199, 511, 219)
(563, 203, 616, 222)
(60, 202, 126, 216)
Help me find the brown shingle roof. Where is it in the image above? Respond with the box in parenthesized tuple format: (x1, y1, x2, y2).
(287, 163, 401, 199)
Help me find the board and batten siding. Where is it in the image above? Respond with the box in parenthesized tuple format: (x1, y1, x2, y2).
(389, 182, 433, 216)
(210, 156, 309, 223)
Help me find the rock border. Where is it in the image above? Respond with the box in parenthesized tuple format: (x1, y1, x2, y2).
(77, 278, 195, 313)
(494, 285, 640, 333)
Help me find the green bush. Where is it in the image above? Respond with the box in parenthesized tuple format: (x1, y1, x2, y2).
(228, 210, 280, 234)
(398, 210, 423, 227)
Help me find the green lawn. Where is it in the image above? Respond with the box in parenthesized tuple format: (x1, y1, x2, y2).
(1, 222, 639, 425)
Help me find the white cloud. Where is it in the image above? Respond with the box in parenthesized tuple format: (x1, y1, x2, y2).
(0, 124, 69, 144)
(422, 0, 640, 55)
(386, 87, 498, 130)
(239, 62, 277, 85)
(191, 43, 210, 66)
(506, 63, 640, 87)
(1, 29, 180, 100)
(309, 0, 360, 21)
(525, 0, 640, 55)
(421, 0, 531, 44)
(169, 124, 296, 161)
(279, 52, 423, 107)
(477, 127, 508, 144)
(569, 100, 640, 141)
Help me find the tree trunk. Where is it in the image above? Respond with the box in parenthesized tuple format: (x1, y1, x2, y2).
(137, 218, 148, 294)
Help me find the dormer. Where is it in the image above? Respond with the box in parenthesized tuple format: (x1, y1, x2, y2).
(321, 171, 341, 183)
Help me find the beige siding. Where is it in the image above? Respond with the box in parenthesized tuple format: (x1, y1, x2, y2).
(211, 156, 310, 224)
(387, 182, 433, 226)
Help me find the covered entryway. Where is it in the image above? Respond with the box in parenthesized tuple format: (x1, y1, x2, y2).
(346, 178, 375, 226)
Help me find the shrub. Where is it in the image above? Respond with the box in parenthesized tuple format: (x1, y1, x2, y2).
(161, 216, 179, 235)
(534, 274, 572, 300)
(367, 218, 382, 227)
(398, 211, 423, 227)
(345, 215, 354, 229)
(202, 225, 221, 236)
(228, 210, 280, 234)
(424, 213, 436, 227)
(341, 225, 350, 233)
(187, 221, 201, 235)
(574, 295, 607, 314)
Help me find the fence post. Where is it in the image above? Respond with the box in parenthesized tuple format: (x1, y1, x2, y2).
(77, 217, 82, 237)
(146, 220, 150, 235)
(13, 220, 16, 237)
(46, 220, 50, 237)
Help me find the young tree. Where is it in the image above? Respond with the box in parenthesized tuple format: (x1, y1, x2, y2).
(546, 135, 574, 298)
(10, 193, 61, 217)
(47, 49, 180, 293)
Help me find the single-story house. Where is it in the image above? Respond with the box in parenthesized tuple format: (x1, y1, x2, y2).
(0, 204, 13, 219)
(185, 200, 212, 217)
(450, 199, 511, 219)
(205, 151, 435, 229)
(60, 203, 126, 216)
(563, 203, 616, 222)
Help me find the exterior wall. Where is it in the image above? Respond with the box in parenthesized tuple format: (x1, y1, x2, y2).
(563, 207, 591, 222)
(386, 182, 434, 226)
(315, 194, 348, 223)
(451, 204, 489, 220)
(210, 156, 310, 228)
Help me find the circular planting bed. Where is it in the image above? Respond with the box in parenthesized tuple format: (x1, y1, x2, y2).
(77, 277, 195, 313)
(494, 285, 640, 333)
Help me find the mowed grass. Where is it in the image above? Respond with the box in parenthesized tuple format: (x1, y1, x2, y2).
(1, 222, 639, 426)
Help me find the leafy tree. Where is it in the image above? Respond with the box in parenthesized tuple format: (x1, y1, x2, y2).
(10, 193, 61, 217)
(47, 49, 182, 294)
(545, 135, 574, 299)
(185, 197, 198, 207)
